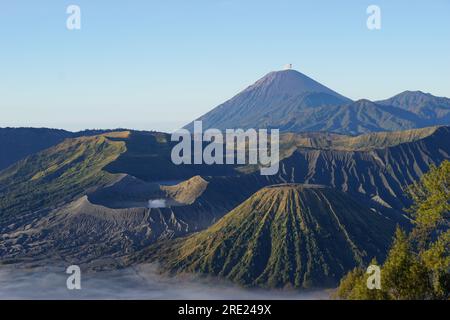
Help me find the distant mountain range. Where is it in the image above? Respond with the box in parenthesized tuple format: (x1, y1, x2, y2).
(2, 70, 449, 171)
(185, 70, 450, 135)
(0, 128, 129, 171)
(0, 128, 73, 171)
(377, 90, 450, 121)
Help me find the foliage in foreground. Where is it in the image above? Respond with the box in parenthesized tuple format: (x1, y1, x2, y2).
(335, 160, 450, 300)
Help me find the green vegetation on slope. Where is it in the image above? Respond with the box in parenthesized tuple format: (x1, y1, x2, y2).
(279, 126, 442, 152)
(335, 160, 450, 300)
(0, 128, 74, 171)
(141, 184, 396, 289)
(0, 128, 134, 171)
(0, 133, 127, 225)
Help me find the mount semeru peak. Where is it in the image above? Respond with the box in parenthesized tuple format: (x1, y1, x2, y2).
(184, 69, 352, 132)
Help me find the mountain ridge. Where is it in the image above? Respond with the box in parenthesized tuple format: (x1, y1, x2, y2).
(0, 128, 135, 171)
(377, 90, 450, 122)
(184, 70, 450, 134)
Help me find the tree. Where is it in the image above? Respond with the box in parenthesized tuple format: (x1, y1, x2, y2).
(333, 258, 388, 300)
(406, 161, 450, 249)
(382, 227, 431, 299)
(335, 160, 450, 300)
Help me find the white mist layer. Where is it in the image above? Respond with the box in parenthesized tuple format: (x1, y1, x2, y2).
(0, 264, 331, 300)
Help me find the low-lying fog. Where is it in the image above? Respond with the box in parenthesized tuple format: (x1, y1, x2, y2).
(0, 264, 331, 300)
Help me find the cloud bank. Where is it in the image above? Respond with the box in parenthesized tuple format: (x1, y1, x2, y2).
(0, 264, 331, 300)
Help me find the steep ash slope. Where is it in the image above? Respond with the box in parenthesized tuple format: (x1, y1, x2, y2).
(135, 184, 395, 288)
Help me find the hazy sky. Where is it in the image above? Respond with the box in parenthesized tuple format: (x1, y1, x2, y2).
(1, 0, 449, 131)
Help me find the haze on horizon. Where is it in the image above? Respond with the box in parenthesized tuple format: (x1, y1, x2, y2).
(1, 0, 449, 132)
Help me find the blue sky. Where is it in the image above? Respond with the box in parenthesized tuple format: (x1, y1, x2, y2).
(1, 0, 449, 131)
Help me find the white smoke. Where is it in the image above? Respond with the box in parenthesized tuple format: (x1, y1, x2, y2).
(148, 199, 167, 208)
